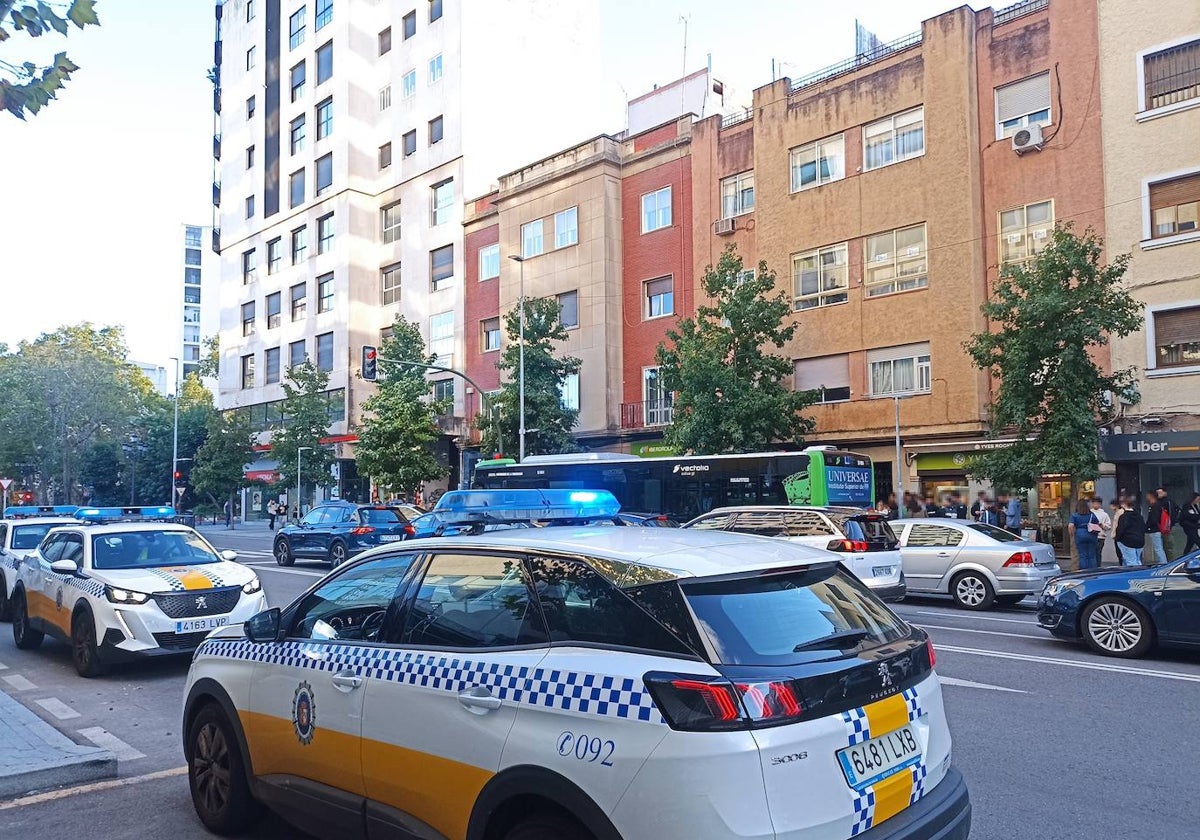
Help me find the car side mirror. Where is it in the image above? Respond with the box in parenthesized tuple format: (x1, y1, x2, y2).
(50, 559, 78, 575)
(1185, 558, 1200, 576)
(245, 607, 282, 643)
(220, 549, 238, 562)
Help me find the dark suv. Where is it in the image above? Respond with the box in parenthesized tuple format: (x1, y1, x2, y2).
(274, 502, 415, 567)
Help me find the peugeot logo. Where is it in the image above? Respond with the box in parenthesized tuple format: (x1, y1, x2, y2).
(878, 663, 894, 688)
(195, 595, 208, 610)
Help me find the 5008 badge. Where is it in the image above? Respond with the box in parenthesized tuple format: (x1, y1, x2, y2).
(556, 731, 615, 767)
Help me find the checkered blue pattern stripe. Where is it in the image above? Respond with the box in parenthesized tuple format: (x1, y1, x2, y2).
(48, 571, 106, 598)
(198, 639, 665, 724)
(902, 686, 923, 722)
(146, 568, 187, 591)
(842, 707, 870, 745)
(849, 789, 876, 836)
(909, 759, 928, 805)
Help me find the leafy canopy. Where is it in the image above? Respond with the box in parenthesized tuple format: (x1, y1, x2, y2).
(656, 246, 818, 454)
(270, 361, 336, 489)
(191, 408, 257, 522)
(964, 225, 1142, 487)
(1, 0, 101, 119)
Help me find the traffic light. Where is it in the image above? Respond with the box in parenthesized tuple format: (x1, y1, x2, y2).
(174, 471, 184, 482)
(21, 492, 33, 504)
(362, 345, 378, 382)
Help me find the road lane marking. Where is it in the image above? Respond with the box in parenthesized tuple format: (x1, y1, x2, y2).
(903, 610, 1037, 625)
(938, 676, 1027, 694)
(2, 674, 36, 691)
(77, 727, 147, 761)
(937, 644, 1200, 682)
(35, 698, 80, 720)
(246, 564, 325, 577)
(919, 623, 1046, 641)
(0, 766, 186, 810)
(0, 661, 7, 670)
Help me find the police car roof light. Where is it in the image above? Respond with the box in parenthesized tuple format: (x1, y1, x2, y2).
(4, 505, 80, 519)
(432, 489, 620, 525)
(75, 505, 177, 524)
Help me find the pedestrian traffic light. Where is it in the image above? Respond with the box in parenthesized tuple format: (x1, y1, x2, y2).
(362, 345, 378, 381)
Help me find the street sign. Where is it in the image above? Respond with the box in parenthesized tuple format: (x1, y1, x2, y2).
(0, 478, 12, 491)
(175, 486, 186, 500)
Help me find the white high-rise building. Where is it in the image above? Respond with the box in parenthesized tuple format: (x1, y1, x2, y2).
(213, 0, 608, 500)
(182, 224, 221, 386)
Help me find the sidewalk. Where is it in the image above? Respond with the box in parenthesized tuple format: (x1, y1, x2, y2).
(0, 688, 116, 798)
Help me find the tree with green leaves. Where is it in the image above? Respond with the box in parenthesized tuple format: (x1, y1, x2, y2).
(355, 316, 450, 497)
(1, 0, 100, 119)
(965, 224, 1142, 489)
(656, 245, 818, 454)
(270, 361, 336, 494)
(196, 335, 220, 379)
(476, 297, 581, 458)
(133, 374, 214, 509)
(191, 409, 257, 529)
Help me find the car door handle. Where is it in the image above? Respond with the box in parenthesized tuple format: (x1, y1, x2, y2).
(331, 672, 363, 691)
(937, 552, 952, 557)
(458, 686, 503, 713)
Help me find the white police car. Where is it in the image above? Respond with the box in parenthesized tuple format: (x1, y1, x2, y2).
(10, 507, 266, 677)
(0, 506, 81, 622)
(183, 491, 970, 840)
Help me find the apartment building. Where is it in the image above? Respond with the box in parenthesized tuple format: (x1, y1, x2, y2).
(212, 0, 606, 503)
(1096, 0, 1200, 504)
(181, 224, 220, 384)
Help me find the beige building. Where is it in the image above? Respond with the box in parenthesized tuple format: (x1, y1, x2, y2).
(1097, 0, 1200, 501)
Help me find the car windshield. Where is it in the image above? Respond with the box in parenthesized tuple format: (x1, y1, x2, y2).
(12, 524, 57, 550)
(91, 531, 220, 569)
(681, 565, 910, 665)
(968, 523, 1022, 542)
(360, 508, 404, 524)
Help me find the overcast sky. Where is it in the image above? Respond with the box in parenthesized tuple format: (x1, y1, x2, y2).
(0, 0, 958, 366)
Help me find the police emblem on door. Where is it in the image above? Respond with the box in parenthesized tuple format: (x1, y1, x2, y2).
(292, 681, 316, 745)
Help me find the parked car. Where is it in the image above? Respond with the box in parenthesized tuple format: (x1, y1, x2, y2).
(891, 519, 1059, 610)
(273, 502, 415, 567)
(612, 512, 681, 527)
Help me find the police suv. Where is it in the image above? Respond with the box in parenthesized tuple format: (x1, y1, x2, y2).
(183, 490, 970, 840)
(0, 505, 81, 621)
(10, 506, 266, 677)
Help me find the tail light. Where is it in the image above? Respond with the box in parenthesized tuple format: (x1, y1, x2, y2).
(926, 638, 937, 668)
(403, 524, 416, 537)
(350, 526, 376, 536)
(828, 539, 870, 553)
(1003, 551, 1034, 567)
(643, 673, 805, 731)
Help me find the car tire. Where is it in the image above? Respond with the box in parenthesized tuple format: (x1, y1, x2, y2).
(328, 541, 348, 568)
(188, 703, 260, 836)
(274, 539, 294, 567)
(0, 576, 12, 622)
(12, 591, 43, 650)
(71, 608, 109, 678)
(503, 811, 591, 840)
(995, 594, 1027, 608)
(1081, 597, 1153, 658)
(950, 571, 995, 610)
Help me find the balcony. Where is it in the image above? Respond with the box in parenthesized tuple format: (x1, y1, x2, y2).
(212, 181, 221, 208)
(213, 133, 221, 160)
(620, 399, 674, 430)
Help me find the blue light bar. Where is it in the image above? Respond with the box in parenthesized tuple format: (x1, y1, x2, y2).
(431, 489, 620, 526)
(4, 505, 79, 519)
(75, 505, 177, 523)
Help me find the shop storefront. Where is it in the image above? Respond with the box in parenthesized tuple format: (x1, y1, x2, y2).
(1101, 431, 1200, 506)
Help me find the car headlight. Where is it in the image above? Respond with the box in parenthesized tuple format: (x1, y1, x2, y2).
(1042, 580, 1082, 598)
(242, 577, 262, 595)
(105, 586, 150, 604)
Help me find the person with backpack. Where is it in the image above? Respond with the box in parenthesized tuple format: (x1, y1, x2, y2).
(1114, 497, 1145, 566)
(1180, 492, 1200, 555)
(1144, 491, 1169, 565)
(1156, 488, 1181, 560)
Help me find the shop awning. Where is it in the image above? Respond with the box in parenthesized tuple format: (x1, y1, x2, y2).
(244, 458, 280, 483)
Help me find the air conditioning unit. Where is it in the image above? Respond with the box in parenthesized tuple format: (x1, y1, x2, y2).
(1012, 123, 1044, 154)
(714, 217, 736, 235)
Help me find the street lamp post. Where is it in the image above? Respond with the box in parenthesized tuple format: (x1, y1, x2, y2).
(893, 393, 917, 499)
(169, 356, 180, 507)
(297, 446, 312, 520)
(507, 255, 526, 461)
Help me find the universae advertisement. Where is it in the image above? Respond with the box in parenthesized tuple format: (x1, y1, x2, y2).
(824, 465, 873, 506)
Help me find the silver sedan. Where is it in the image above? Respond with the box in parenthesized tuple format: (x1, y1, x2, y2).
(892, 519, 1060, 610)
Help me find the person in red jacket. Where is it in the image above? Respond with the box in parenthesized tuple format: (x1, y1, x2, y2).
(1143, 491, 1169, 565)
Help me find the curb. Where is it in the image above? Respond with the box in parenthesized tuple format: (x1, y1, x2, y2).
(0, 689, 117, 798)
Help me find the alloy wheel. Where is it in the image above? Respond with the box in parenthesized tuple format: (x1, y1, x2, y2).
(192, 722, 232, 818)
(954, 575, 987, 607)
(1086, 601, 1143, 654)
(330, 543, 347, 567)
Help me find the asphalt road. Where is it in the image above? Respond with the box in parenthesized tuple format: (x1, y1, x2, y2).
(1, 524, 1195, 839)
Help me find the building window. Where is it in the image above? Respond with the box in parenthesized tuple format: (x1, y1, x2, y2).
(245, 145, 255, 169)
(479, 243, 500, 280)
(431, 179, 454, 225)
(429, 115, 444, 144)
(555, 206, 578, 248)
(522, 219, 544, 258)
(558, 290, 579, 328)
(432, 378, 454, 405)
(246, 0, 255, 22)
(381, 263, 402, 305)
(868, 343, 931, 397)
(1149, 173, 1200, 239)
(265, 347, 281, 384)
(379, 144, 393, 172)
(184, 325, 200, 344)
(241, 354, 255, 389)
(246, 95, 256, 118)
(429, 311, 454, 367)
(720, 171, 755, 218)
(402, 68, 417, 98)
(290, 115, 306, 154)
(315, 333, 334, 371)
(289, 340, 306, 369)
(244, 195, 255, 218)
(291, 282, 307, 321)
(315, 0, 332, 30)
(246, 46, 256, 70)
(241, 301, 256, 336)
(315, 153, 333, 196)
(379, 27, 392, 55)
(316, 41, 332, 84)
(792, 243, 849, 310)
(267, 292, 281, 329)
(430, 244, 454, 290)
(429, 0, 443, 22)
(267, 238, 282, 274)
(560, 373, 580, 411)
(317, 213, 335, 254)
(381, 202, 402, 243)
(1143, 39, 1200, 112)
(1000, 200, 1053, 266)
(645, 276, 673, 319)
(316, 97, 333, 139)
(864, 106, 925, 170)
(184, 285, 201, 304)
(403, 129, 416, 157)
(482, 317, 501, 352)
(379, 85, 392, 110)
(242, 249, 257, 283)
(290, 60, 306, 102)
(290, 168, 305, 208)
(790, 134, 845, 191)
(288, 7, 306, 49)
(403, 10, 416, 39)
(794, 354, 851, 403)
(643, 367, 672, 425)
(641, 186, 672, 233)
(429, 53, 443, 83)
(1152, 306, 1200, 369)
(995, 72, 1051, 139)
(185, 268, 201, 288)
(865, 223, 928, 296)
(184, 306, 200, 325)
(185, 226, 202, 247)
(185, 248, 201, 267)
(291, 226, 308, 263)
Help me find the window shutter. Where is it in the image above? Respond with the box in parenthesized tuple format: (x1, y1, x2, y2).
(646, 277, 672, 298)
(1155, 307, 1200, 346)
(996, 72, 1050, 123)
(866, 342, 931, 365)
(795, 354, 850, 390)
(1149, 173, 1200, 211)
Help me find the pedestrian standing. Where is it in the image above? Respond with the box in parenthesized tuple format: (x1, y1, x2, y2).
(1144, 491, 1169, 565)
(970, 491, 988, 521)
(924, 496, 942, 517)
(1156, 488, 1181, 560)
(885, 493, 900, 521)
(223, 499, 232, 528)
(948, 493, 969, 520)
(1089, 497, 1111, 562)
(1180, 492, 1200, 554)
(1114, 497, 1145, 566)
(1069, 499, 1100, 570)
(905, 492, 923, 518)
(979, 498, 999, 527)
(267, 500, 277, 531)
(1005, 493, 1023, 536)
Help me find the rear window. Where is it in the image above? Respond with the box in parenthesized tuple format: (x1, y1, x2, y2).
(828, 513, 897, 545)
(968, 522, 1022, 542)
(360, 508, 404, 524)
(681, 566, 909, 665)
